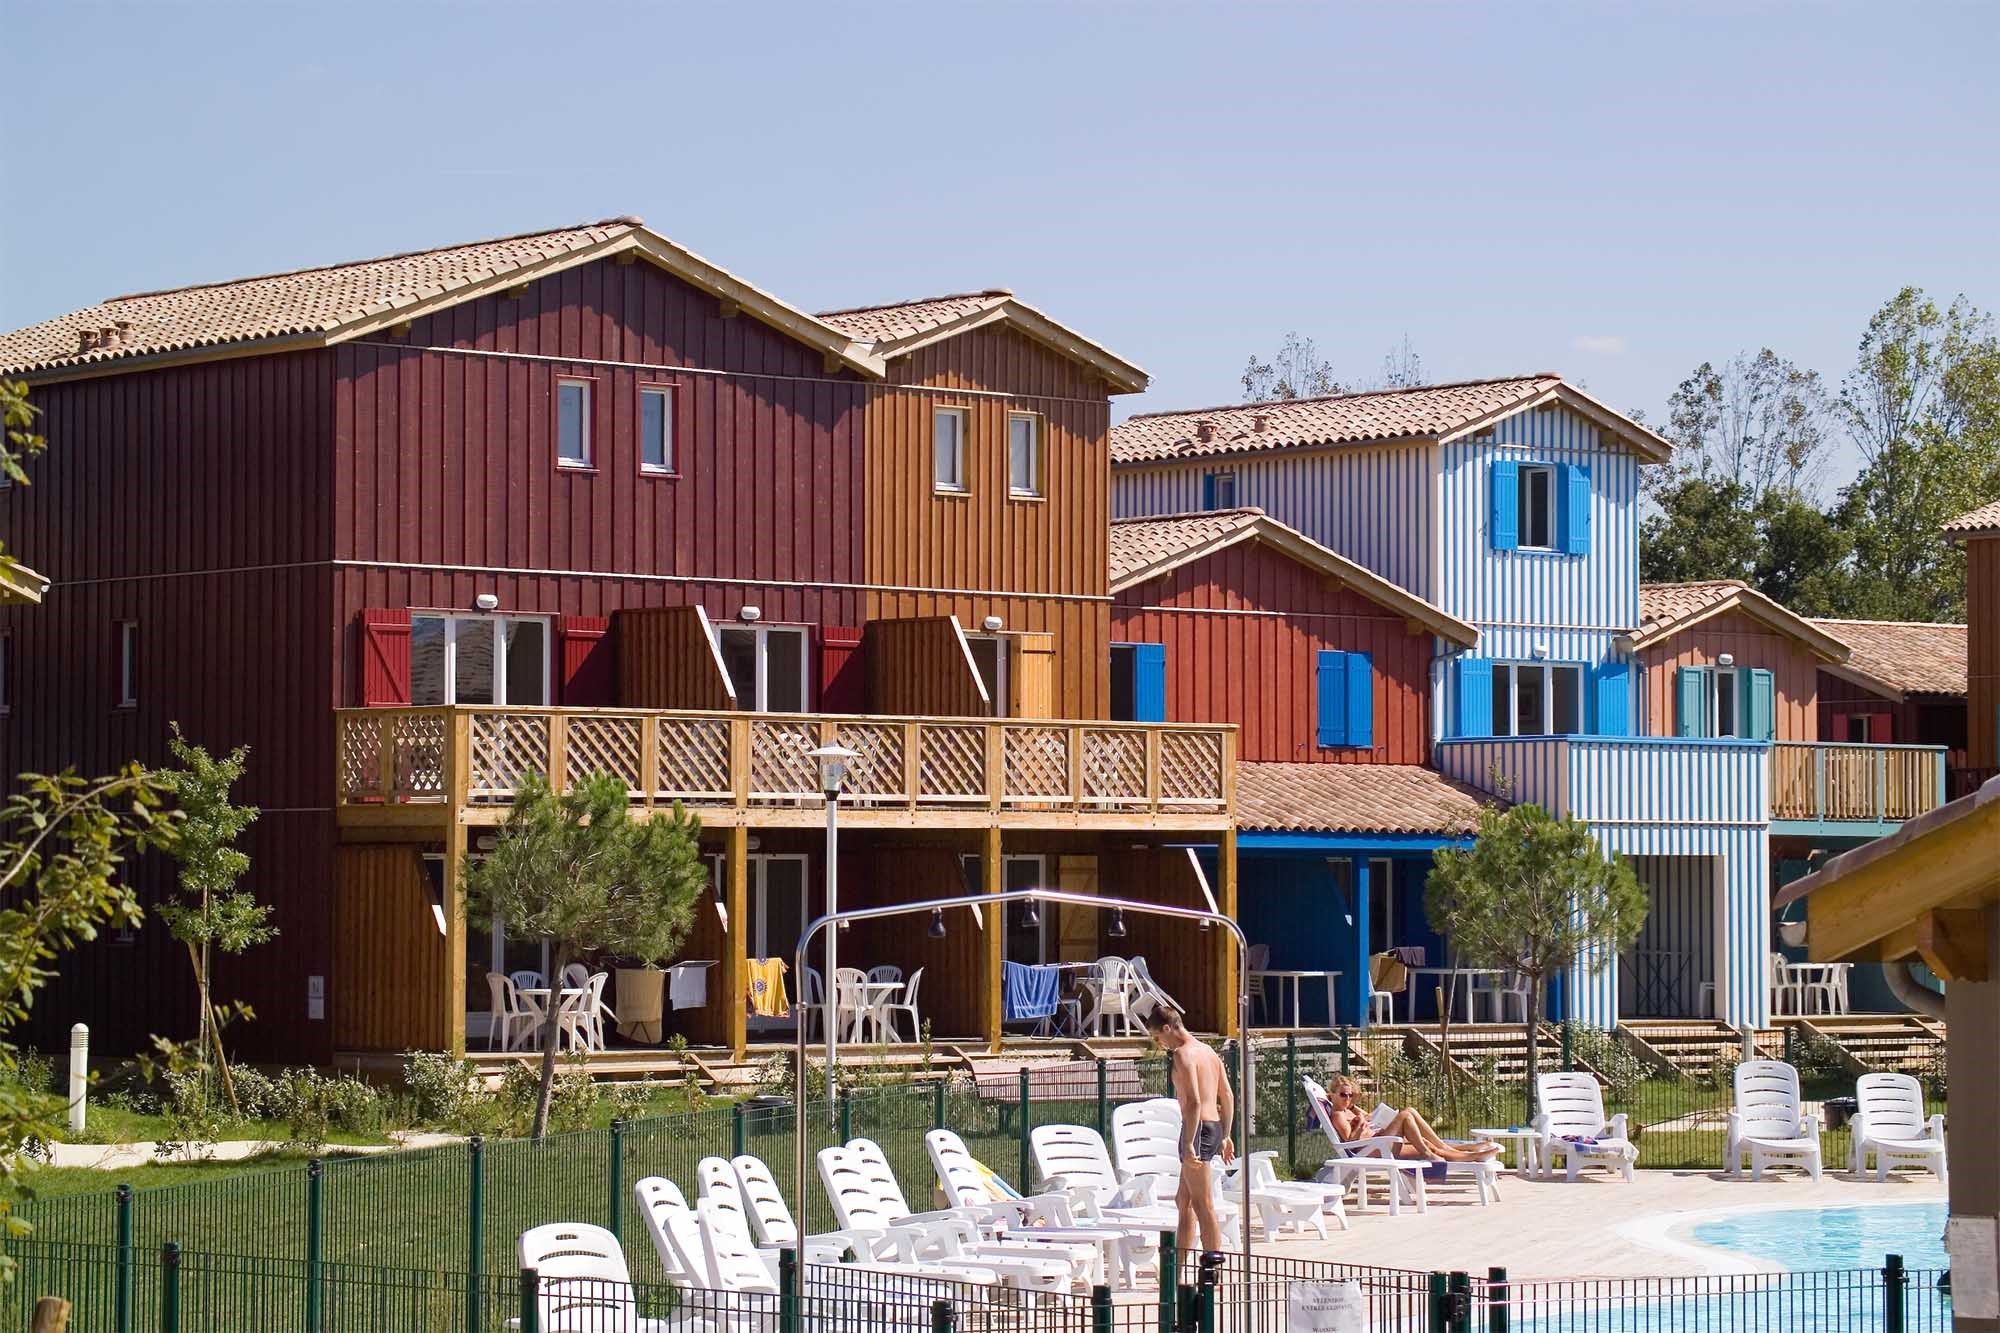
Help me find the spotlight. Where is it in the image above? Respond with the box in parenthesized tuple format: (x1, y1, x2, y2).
(928, 909, 947, 940)
(1108, 908, 1127, 939)
(1020, 901, 1040, 929)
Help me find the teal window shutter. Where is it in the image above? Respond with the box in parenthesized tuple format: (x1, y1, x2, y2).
(1675, 666, 1709, 738)
(1345, 651, 1374, 749)
(1454, 658, 1492, 738)
(1132, 643, 1167, 722)
(1316, 650, 1347, 746)
(1563, 464, 1592, 555)
(1590, 661, 1630, 736)
(1490, 462, 1519, 551)
(1746, 668, 1775, 740)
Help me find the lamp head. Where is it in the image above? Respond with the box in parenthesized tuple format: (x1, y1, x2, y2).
(808, 742, 860, 797)
(928, 908, 947, 940)
(1107, 907, 1128, 939)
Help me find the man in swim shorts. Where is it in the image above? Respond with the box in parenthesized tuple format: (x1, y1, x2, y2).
(1144, 1005, 1234, 1260)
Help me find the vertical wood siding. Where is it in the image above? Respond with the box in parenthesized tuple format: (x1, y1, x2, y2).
(1110, 537, 1432, 764)
(1816, 672, 1917, 745)
(863, 617, 987, 717)
(1099, 848, 1219, 1031)
(1969, 535, 2000, 769)
(333, 845, 448, 1052)
(865, 328, 1111, 718)
(1111, 441, 1434, 596)
(843, 844, 986, 1039)
(1634, 609, 1823, 740)
(615, 607, 733, 709)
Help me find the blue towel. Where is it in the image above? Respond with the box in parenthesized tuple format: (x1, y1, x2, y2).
(1002, 962, 1059, 1021)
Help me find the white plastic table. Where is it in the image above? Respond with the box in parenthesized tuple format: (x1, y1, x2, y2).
(843, 981, 902, 1041)
(517, 987, 592, 1050)
(1402, 968, 1504, 1024)
(1247, 969, 1342, 1028)
(1470, 1127, 1542, 1179)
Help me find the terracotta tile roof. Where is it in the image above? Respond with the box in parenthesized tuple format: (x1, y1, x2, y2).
(1809, 619, 1967, 697)
(1107, 508, 1264, 583)
(1235, 763, 1493, 836)
(816, 291, 1013, 343)
(1634, 581, 1850, 661)
(0, 217, 646, 378)
(1110, 376, 1554, 464)
(1944, 498, 2000, 536)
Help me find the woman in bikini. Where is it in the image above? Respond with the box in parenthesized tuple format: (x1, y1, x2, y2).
(1321, 1073, 1499, 1162)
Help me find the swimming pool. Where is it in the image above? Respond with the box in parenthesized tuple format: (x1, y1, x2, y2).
(1690, 1200, 1947, 1270)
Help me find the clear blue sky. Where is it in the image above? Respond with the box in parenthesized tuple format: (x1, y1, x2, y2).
(6, 2, 1997, 484)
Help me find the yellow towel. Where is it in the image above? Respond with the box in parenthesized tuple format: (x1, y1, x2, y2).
(745, 958, 790, 1018)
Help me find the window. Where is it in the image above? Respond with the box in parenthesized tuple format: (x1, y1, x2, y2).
(1316, 650, 1375, 748)
(1109, 642, 1166, 722)
(714, 625, 809, 712)
(965, 633, 1008, 717)
(1713, 668, 1740, 739)
(115, 620, 138, 708)
(409, 614, 550, 705)
(1203, 471, 1238, 510)
(1518, 464, 1555, 549)
(933, 407, 967, 492)
(1489, 661, 1584, 736)
(961, 854, 1048, 964)
(639, 386, 674, 474)
(557, 379, 592, 467)
(1674, 665, 1774, 740)
(1007, 413, 1041, 497)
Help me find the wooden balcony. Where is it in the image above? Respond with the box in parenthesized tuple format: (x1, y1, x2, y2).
(335, 706, 1235, 831)
(1769, 741, 1948, 832)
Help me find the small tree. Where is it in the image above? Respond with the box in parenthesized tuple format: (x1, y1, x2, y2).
(462, 773, 706, 1138)
(1424, 802, 1648, 1110)
(156, 726, 271, 1115)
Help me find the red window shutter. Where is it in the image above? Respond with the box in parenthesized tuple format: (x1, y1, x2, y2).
(358, 608, 412, 705)
(1867, 712, 1893, 744)
(557, 616, 613, 705)
(819, 625, 864, 714)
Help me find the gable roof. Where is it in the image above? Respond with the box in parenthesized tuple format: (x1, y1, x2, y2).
(0, 216, 885, 382)
(1632, 580, 1851, 662)
(1808, 618, 1968, 700)
(1110, 374, 1672, 467)
(1944, 498, 2000, 538)
(1109, 506, 1478, 648)
(1236, 762, 1493, 836)
(817, 289, 1148, 394)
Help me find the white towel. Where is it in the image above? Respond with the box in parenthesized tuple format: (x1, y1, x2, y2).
(668, 961, 712, 1010)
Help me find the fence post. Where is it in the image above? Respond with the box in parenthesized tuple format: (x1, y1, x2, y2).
(1884, 1253, 1906, 1333)
(780, 1247, 801, 1333)
(517, 1266, 540, 1333)
(1158, 1231, 1178, 1333)
(1092, 1284, 1114, 1333)
(114, 1183, 132, 1333)
(467, 1134, 486, 1333)
(1339, 1026, 1350, 1076)
(1196, 1251, 1217, 1333)
(1486, 1266, 1508, 1333)
(1427, 1272, 1448, 1333)
(1018, 1068, 1033, 1191)
(158, 1243, 181, 1333)
(838, 1087, 853, 1147)
(1784, 1022, 1795, 1064)
(1285, 1034, 1299, 1172)
(930, 1298, 955, 1333)
(1448, 1271, 1472, 1333)
(608, 1119, 626, 1241)
(1560, 1020, 1573, 1071)
(733, 1100, 748, 1157)
(932, 1078, 946, 1131)
(1096, 1057, 1109, 1137)
(305, 1158, 324, 1333)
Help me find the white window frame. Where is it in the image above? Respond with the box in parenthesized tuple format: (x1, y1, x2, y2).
(557, 378, 593, 468)
(933, 407, 968, 493)
(1007, 412, 1041, 498)
(1489, 660, 1584, 736)
(409, 613, 553, 706)
(1711, 666, 1742, 739)
(1210, 471, 1239, 509)
(116, 620, 138, 708)
(1518, 463, 1556, 550)
(639, 385, 675, 475)
(712, 623, 812, 713)
(963, 853, 1049, 963)
(965, 632, 1009, 718)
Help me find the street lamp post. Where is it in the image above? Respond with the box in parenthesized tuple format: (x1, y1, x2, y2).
(808, 743, 857, 1100)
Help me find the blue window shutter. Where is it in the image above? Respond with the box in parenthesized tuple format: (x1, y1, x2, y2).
(1590, 661, 1630, 736)
(1345, 651, 1374, 749)
(1563, 464, 1592, 555)
(1489, 462, 1519, 551)
(1317, 650, 1347, 746)
(1133, 643, 1167, 722)
(1454, 658, 1492, 738)
(1200, 474, 1216, 511)
(1747, 668, 1775, 740)
(1675, 666, 1709, 738)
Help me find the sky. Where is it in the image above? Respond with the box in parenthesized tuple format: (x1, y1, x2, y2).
(5, 2, 1998, 486)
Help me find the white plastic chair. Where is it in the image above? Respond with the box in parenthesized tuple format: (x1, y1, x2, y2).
(485, 972, 533, 1052)
(1849, 1072, 1947, 1182)
(1472, 972, 1530, 1025)
(1534, 1072, 1636, 1182)
(833, 967, 872, 1042)
(518, 1221, 684, 1332)
(562, 962, 592, 991)
(866, 965, 904, 985)
(1769, 954, 1802, 1017)
(1128, 956, 1181, 1015)
(554, 976, 603, 1053)
(1246, 944, 1271, 1026)
(1027, 1124, 1179, 1232)
(1726, 1060, 1823, 1180)
(1081, 958, 1138, 1037)
(1109, 1098, 1330, 1240)
(879, 968, 925, 1043)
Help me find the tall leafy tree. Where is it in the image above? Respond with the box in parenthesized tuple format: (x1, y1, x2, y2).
(0, 381, 47, 600)
(1660, 351, 1834, 503)
(462, 773, 706, 1138)
(1241, 332, 1341, 402)
(1425, 803, 1647, 1106)
(1638, 475, 1762, 586)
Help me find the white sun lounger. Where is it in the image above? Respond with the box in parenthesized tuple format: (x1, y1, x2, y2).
(1849, 1072, 1947, 1183)
(1535, 1072, 1637, 1182)
(1727, 1060, 1823, 1181)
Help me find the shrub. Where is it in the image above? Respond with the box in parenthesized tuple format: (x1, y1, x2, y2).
(1565, 1026, 1648, 1101)
(402, 1051, 483, 1127)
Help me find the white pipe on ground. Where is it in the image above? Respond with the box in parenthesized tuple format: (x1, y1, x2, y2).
(67, 1023, 88, 1135)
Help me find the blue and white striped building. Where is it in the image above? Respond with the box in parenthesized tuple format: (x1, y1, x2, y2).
(1112, 376, 1778, 1028)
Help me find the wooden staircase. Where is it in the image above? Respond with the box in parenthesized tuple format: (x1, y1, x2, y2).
(1617, 1020, 1782, 1080)
(1793, 1015, 1945, 1076)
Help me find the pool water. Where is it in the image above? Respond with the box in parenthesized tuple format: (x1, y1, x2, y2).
(1690, 1200, 1949, 1270)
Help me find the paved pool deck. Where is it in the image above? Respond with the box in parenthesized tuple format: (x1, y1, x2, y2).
(1270, 1167, 1945, 1279)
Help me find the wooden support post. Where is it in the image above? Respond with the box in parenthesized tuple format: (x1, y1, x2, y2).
(904, 722, 921, 812)
(730, 719, 752, 808)
(640, 716, 659, 810)
(547, 714, 569, 793)
(986, 724, 1005, 813)
(1216, 827, 1238, 1039)
(1917, 908, 1991, 983)
(725, 826, 750, 1060)
(983, 825, 1004, 1053)
(444, 711, 470, 1057)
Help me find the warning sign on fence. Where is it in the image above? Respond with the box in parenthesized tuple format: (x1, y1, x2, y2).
(1286, 1281, 1367, 1331)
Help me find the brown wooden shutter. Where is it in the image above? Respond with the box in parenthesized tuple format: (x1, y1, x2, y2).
(556, 616, 612, 705)
(1867, 711, 1893, 744)
(358, 609, 412, 705)
(819, 625, 864, 714)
